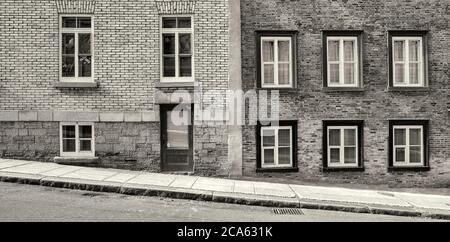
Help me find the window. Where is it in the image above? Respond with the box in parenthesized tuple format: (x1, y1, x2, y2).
(323, 31, 363, 88)
(389, 120, 429, 170)
(389, 31, 428, 87)
(323, 121, 364, 170)
(257, 121, 298, 170)
(257, 31, 297, 88)
(60, 16, 94, 82)
(161, 16, 194, 82)
(60, 123, 95, 157)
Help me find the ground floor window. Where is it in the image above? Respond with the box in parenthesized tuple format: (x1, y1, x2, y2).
(257, 121, 297, 170)
(60, 122, 95, 157)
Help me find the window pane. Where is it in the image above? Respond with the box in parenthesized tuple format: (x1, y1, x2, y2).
(395, 148, 406, 162)
(329, 129, 340, 146)
(344, 129, 356, 146)
(163, 34, 175, 54)
(278, 147, 291, 165)
(344, 147, 356, 164)
(409, 40, 420, 61)
(344, 41, 354, 61)
(62, 17, 76, 28)
(263, 64, 274, 84)
(163, 57, 175, 77)
(62, 126, 75, 138)
(179, 34, 191, 54)
(328, 40, 339, 61)
(409, 63, 419, 84)
(179, 57, 192, 77)
(78, 17, 91, 28)
(78, 34, 91, 54)
(329, 64, 339, 84)
(409, 129, 421, 146)
(62, 56, 75, 77)
(178, 17, 191, 28)
(262, 129, 275, 147)
(63, 139, 76, 152)
(62, 33, 75, 54)
(394, 41, 404, 61)
(278, 41, 290, 62)
(344, 63, 354, 84)
(330, 148, 340, 163)
(394, 129, 406, 146)
(79, 126, 92, 139)
(278, 63, 290, 85)
(410, 146, 422, 163)
(395, 63, 405, 83)
(167, 111, 189, 149)
(162, 17, 177, 28)
(79, 56, 92, 77)
(278, 129, 291, 147)
(263, 149, 274, 164)
(80, 140, 92, 152)
(263, 41, 274, 62)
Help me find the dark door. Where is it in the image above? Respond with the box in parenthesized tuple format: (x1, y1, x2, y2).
(160, 104, 193, 172)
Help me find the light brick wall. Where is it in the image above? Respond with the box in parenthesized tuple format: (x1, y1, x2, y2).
(241, 0, 450, 187)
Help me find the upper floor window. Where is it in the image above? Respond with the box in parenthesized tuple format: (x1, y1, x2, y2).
(60, 16, 94, 82)
(257, 31, 297, 88)
(60, 122, 95, 158)
(389, 31, 428, 88)
(323, 31, 363, 88)
(161, 16, 194, 82)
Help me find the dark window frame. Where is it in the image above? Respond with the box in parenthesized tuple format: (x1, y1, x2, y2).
(256, 120, 298, 172)
(388, 30, 429, 89)
(256, 30, 298, 89)
(322, 30, 364, 89)
(388, 120, 430, 172)
(322, 120, 364, 172)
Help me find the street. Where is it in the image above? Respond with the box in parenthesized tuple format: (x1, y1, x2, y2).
(0, 182, 441, 222)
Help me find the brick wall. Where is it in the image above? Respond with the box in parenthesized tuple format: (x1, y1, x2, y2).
(241, 0, 450, 187)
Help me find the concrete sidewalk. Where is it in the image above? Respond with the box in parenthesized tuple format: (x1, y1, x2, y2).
(0, 158, 449, 220)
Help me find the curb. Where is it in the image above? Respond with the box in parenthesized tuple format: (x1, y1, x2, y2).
(0, 172, 449, 221)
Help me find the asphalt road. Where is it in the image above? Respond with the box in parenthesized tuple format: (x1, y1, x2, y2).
(0, 182, 441, 222)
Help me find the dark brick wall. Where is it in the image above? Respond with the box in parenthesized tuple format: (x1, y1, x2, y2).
(241, 0, 450, 187)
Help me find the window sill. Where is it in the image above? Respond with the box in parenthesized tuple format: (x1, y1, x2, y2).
(257, 87, 298, 92)
(388, 87, 430, 92)
(388, 166, 431, 172)
(54, 157, 99, 165)
(256, 167, 299, 173)
(156, 81, 199, 88)
(54, 82, 99, 88)
(322, 87, 365, 93)
(322, 167, 365, 172)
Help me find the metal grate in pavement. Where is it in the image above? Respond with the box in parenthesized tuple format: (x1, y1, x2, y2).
(272, 208, 304, 215)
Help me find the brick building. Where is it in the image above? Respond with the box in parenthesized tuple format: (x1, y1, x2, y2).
(240, 0, 450, 187)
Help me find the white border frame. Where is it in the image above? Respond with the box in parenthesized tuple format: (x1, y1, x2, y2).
(160, 15, 195, 83)
(260, 36, 293, 88)
(393, 125, 424, 167)
(60, 122, 95, 158)
(59, 15, 95, 83)
(327, 126, 359, 168)
(392, 37, 424, 87)
(260, 126, 293, 168)
(326, 36, 359, 87)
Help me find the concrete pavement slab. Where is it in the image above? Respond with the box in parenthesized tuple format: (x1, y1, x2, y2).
(2, 162, 61, 175)
(0, 160, 33, 169)
(253, 182, 296, 198)
(59, 168, 119, 181)
(103, 172, 139, 183)
(392, 192, 450, 210)
(40, 166, 83, 177)
(192, 177, 234, 193)
(233, 181, 255, 194)
(169, 176, 199, 189)
(126, 173, 177, 187)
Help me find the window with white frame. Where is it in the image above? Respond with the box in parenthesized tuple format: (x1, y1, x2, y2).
(261, 37, 293, 88)
(260, 126, 293, 168)
(60, 16, 94, 82)
(392, 37, 424, 86)
(326, 37, 359, 87)
(327, 126, 359, 167)
(60, 123, 95, 157)
(393, 126, 424, 166)
(161, 16, 194, 82)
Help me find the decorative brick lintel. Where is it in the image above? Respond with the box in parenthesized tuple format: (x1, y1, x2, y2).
(56, 0, 96, 14)
(0, 111, 159, 122)
(156, 1, 196, 14)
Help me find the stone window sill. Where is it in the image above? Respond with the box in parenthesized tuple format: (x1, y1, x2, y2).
(256, 167, 299, 173)
(388, 87, 430, 92)
(322, 87, 365, 93)
(54, 157, 99, 165)
(54, 82, 99, 88)
(322, 167, 365, 172)
(155, 82, 199, 88)
(388, 166, 431, 172)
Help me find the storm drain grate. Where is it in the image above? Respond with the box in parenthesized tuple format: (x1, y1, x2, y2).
(272, 208, 304, 215)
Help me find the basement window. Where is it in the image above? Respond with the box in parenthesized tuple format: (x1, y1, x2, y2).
(60, 122, 95, 157)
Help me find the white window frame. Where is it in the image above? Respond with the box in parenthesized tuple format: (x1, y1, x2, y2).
(160, 15, 195, 83)
(60, 122, 95, 158)
(260, 36, 293, 88)
(59, 15, 94, 83)
(392, 37, 424, 87)
(326, 37, 359, 87)
(327, 126, 359, 168)
(393, 125, 424, 167)
(260, 126, 293, 168)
